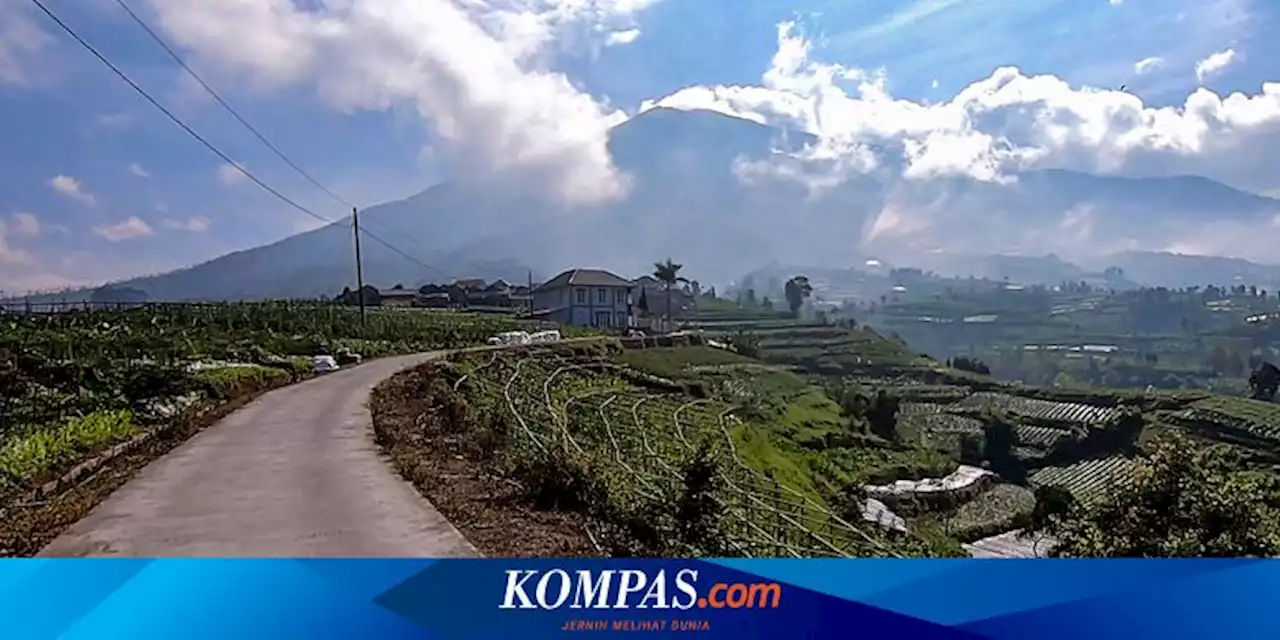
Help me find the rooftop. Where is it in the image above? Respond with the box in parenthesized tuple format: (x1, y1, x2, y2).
(535, 268, 633, 291)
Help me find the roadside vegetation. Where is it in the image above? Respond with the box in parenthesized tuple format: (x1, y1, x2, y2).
(0, 301, 536, 555)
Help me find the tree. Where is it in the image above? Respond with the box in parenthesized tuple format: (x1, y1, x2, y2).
(1044, 433, 1280, 557)
(784, 276, 812, 317)
(652, 258, 688, 332)
(1250, 362, 1280, 401)
(636, 288, 650, 316)
(760, 296, 774, 311)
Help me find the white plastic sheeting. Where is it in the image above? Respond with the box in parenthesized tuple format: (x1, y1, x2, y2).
(529, 330, 561, 343)
(963, 530, 1057, 558)
(863, 465, 993, 500)
(312, 355, 340, 373)
(861, 498, 908, 533)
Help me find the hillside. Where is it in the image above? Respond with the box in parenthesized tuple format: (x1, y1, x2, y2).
(15, 108, 1280, 302)
(370, 312, 1280, 558)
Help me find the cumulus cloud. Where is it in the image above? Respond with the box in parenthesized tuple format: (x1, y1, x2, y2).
(606, 28, 641, 46)
(1195, 48, 1239, 83)
(162, 216, 212, 232)
(1133, 56, 1164, 75)
(642, 22, 1280, 196)
(128, 163, 152, 178)
(142, 0, 660, 204)
(48, 175, 96, 205)
(217, 162, 247, 186)
(93, 216, 154, 241)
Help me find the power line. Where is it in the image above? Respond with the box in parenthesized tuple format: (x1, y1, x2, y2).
(28, 0, 334, 227)
(34, 0, 459, 283)
(111, 0, 357, 210)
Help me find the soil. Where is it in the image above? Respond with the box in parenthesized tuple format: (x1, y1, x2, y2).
(372, 367, 605, 557)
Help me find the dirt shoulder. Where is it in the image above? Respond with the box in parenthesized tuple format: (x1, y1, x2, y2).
(371, 363, 605, 557)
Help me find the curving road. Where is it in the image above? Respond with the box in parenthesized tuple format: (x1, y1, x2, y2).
(39, 352, 477, 558)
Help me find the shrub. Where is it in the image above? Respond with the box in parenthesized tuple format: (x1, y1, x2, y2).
(0, 410, 140, 490)
(193, 365, 290, 400)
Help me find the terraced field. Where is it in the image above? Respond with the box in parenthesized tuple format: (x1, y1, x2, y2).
(444, 345, 925, 557)
(955, 392, 1121, 423)
(1029, 457, 1136, 504)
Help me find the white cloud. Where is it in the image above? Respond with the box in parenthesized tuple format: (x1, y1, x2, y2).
(641, 22, 1280, 195)
(162, 216, 212, 232)
(11, 212, 40, 237)
(1109, 0, 1124, 5)
(128, 163, 152, 178)
(0, 221, 33, 266)
(93, 216, 155, 241)
(1133, 56, 1164, 75)
(47, 175, 96, 205)
(217, 162, 247, 186)
(143, 0, 661, 204)
(606, 29, 641, 46)
(94, 112, 134, 130)
(0, 0, 53, 86)
(1195, 48, 1239, 83)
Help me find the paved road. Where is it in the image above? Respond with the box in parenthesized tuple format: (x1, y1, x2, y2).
(39, 352, 477, 558)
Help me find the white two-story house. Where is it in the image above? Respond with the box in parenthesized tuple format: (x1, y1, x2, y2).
(531, 268, 633, 329)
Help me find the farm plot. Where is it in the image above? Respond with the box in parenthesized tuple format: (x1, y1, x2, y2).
(957, 392, 1120, 424)
(1175, 397, 1280, 445)
(445, 348, 926, 558)
(1029, 456, 1136, 504)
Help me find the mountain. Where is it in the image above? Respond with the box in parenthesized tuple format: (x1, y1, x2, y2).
(17, 107, 1280, 301)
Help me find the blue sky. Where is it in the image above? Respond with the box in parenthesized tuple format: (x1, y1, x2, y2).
(1, 0, 1276, 292)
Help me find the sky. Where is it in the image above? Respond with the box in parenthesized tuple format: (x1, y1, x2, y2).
(1, 0, 1278, 293)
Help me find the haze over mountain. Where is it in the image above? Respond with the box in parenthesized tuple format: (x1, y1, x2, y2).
(4, 0, 1280, 297)
(20, 106, 1278, 302)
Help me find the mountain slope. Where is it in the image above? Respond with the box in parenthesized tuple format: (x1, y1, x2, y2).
(21, 107, 1280, 301)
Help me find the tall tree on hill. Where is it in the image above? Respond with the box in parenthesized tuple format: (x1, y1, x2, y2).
(653, 258, 688, 332)
(1250, 362, 1280, 401)
(784, 276, 812, 318)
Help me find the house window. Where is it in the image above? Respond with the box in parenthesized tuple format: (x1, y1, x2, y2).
(575, 288, 586, 304)
(597, 288, 607, 303)
(616, 312, 627, 327)
(615, 289, 625, 305)
(594, 310, 612, 327)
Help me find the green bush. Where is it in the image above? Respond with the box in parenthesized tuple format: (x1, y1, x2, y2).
(0, 410, 141, 490)
(193, 365, 290, 400)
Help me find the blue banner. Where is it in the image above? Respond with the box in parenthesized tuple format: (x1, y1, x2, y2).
(0, 558, 1272, 639)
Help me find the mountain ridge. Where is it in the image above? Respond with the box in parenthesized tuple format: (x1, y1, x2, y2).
(8, 107, 1280, 301)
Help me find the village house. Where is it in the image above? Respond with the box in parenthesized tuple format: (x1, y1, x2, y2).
(378, 287, 419, 307)
(532, 268, 633, 328)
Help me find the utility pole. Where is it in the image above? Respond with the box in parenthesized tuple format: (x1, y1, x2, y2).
(352, 206, 366, 326)
(527, 270, 534, 318)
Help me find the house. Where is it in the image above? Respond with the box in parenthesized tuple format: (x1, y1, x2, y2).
(631, 276, 696, 326)
(379, 287, 419, 307)
(532, 268, 634, 328)
(454, 278, 487, 292)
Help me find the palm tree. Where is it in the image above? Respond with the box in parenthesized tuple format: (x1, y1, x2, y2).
(652, 257, 688, 332)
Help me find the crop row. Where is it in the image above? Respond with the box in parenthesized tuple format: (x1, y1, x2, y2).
(1028, 456, 1135, 504)
(957, 392, 1120, 424)
(452, 352, 907, 557)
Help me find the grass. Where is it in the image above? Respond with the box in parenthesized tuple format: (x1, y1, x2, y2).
(0, 410, 141, 491)
(617, 346, 756, 380)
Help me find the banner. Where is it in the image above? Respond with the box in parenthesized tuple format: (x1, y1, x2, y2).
(0, 558, 1270, 639)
